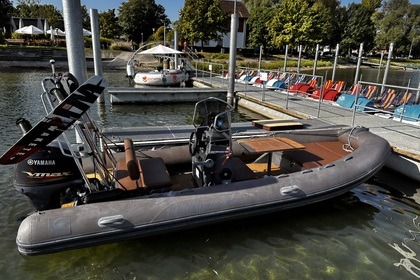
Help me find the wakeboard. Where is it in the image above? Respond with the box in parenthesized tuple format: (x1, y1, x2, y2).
(0, 75, 104, 165)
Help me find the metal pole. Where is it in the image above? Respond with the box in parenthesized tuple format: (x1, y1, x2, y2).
(90, 9, 104, 104)
(354, 43, 363, 85)
(376, 51, 384, 83)
(332, 44, 339, 81)
(382, 43, 393, 94)
(416, 72, 420, 104)
(174, 29, 178, 69)
(297, 45, 302, 75)
(351, 82, 361, 127)
(62, 0, 87, 83)
(283, 44, 288, 72)
(227, 9, 238, 105)
(258, 45, 262, 71)
(312, 44, 319, 76)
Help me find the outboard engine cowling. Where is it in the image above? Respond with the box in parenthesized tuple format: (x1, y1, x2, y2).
(14, 140, 84, 210)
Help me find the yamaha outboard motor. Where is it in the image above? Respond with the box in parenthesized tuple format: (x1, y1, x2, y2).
(13, 118, 84, 211)
(13, 72, 84, 210)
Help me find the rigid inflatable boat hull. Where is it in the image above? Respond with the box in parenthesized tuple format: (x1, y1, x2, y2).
(16, 128, 390, 255)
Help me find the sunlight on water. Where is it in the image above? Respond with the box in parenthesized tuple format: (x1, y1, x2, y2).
(356, 185, 420, 279)
(390, 214, 420, 277)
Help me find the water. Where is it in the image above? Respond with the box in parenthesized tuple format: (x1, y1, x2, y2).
(313, 67, 420, 89)
(0, 68, 419, 279)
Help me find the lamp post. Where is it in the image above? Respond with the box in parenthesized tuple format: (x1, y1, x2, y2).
(141, 32, 143, 46)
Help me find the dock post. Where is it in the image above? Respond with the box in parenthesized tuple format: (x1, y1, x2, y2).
(354, 43, 363, 85)
(297, 45, 302, 75)
(416, 78, 420, 104)
(62, 0, 87, 83)
(312, 44, 319, 76)
(227, 5, 238, 106)
(332, 44, 339, 81)
(283, 45, 288, 72)
(376, 51, 384, 83)
(90, 8, 105, 104)
(174, 29, 179, 70)
(382, 43, 393, 94)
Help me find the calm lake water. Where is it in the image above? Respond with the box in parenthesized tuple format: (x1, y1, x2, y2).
(0, 67, 419, 279)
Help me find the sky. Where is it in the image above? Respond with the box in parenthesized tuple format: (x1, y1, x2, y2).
(17, 0, 420, 22)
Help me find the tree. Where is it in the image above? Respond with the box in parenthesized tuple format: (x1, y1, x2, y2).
(178, 0, 228, 49)
(0, 0, 13, 33)
(361, 0, 382, 11)
(13, 0, 63, 30)
(247, 6, 275, 54)
(242, 0, 280, 11)
(341, 4, 376, 54)
(118, 0, 169, 44)
(267, 0, 325, 49)
(81, 5, 90, 30)
(373, 0, 415, 55)
(98, 9, 120, 39)
(314, 0, 343, 47)
(406, 4, 420, 58)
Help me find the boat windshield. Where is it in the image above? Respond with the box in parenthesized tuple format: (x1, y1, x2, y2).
(192, 97, 233, 132)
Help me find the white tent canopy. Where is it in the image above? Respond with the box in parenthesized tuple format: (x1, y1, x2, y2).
(15, 25, 44, 35)
(139, 44, 182, 55)
(43, 19, 49, 35)
(47, 28, 66, 36)
(83, 29, 92, 36)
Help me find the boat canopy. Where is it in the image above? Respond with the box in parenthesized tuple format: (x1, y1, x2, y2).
(139, 44, 183, 55)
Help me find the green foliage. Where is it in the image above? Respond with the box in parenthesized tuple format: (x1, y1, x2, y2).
(268, 0, 322, 48)
(178, 0, 228, 48)
(373, 0, 417, 55)
(81, 5, 90, 30)
(118, 0, 169, 44)
(13, 2, 63, 29)
(247, 7, 275, 49)
(361, 0, 382, 11)
(314, 0, 343, 47)
(242, 0, 280, 11)
(0, 0, 13, 31)
(341, 4, 376, 52)
(98, 9, 120, 39)
(110, 41, 132, 51)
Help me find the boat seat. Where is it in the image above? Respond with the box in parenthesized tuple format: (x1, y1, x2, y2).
(282, 141, 350, 169)
(138, 157, 172, 189)
(115, 138, 172, 192)
(116, 157, 172, 191)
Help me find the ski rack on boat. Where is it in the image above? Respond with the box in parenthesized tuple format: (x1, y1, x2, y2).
(39, 75, 115, 192)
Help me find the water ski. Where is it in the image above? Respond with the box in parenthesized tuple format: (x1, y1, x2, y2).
(0, 75, 104, 165)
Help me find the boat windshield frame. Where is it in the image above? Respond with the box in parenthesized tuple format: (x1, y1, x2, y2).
(192, 97, 233, 133)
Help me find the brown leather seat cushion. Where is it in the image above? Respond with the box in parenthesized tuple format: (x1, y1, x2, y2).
(139, 157, 172, 189)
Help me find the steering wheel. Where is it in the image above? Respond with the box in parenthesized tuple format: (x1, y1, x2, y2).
(189, 131, 198, 156)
